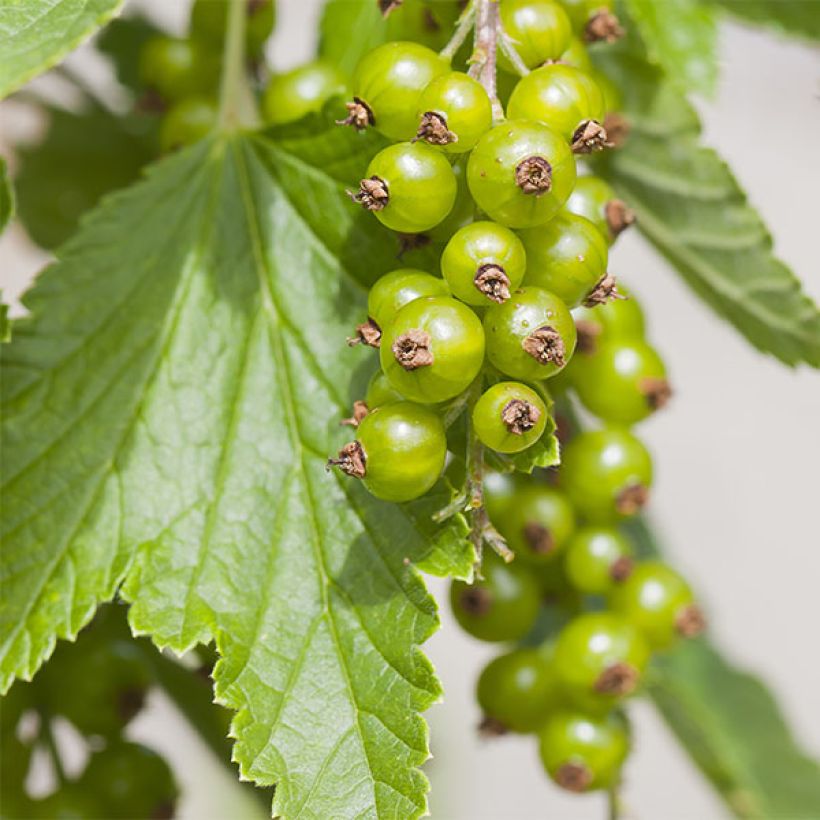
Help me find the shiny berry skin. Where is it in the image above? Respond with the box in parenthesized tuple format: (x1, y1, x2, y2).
(483, 470, 519, 524)
(564, 526, 634, 594)
(472, 382, 548, 453)
(190, 0, 275, 55)
(477, 647, 559, 733)
(467, 120, 577, 229)
(498, 0, 573, 70)
(610, 560, 705, 649)
(539, 710, 630, 792)
(263, 61, 346, 124)
(380, 296, 485, 403)
(426, 160, 475, 242)
(493, 483, 575, 562)
(483, 287, 577, 381)
(507, 63, 607, 151)
(518, 211, 609, 307)
(450, 553, 541, 642)
(415, 71, 492, 154)
(565, 176, 634, 244)
(553, 612, 650, 713)
(347, 41, 448, 140)
(159, 96, 217, 153)
(572, 284, 645, 351)
(138, 37, 220, 102)
(356, 142, 457, 233)
(364, 369, 404, 409)
(592, 68, 623, 113)
(559, 0, 619, 36)
(558, 36, 593, 71)
(333, 402, 446, 502)
(367, 268, 449, 330)
(560, 427, 653, 522)
(440, 221, 527, 306)
(571, 338, 671, 424)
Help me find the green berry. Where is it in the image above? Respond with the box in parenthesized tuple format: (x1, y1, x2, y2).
(138, 37, 220, 102)
(558, 36, 592, 71)
(331, 401, 446, 502)
(553, 612, 650, 712)
(610, 560, 705, 649)
(518, 211, 609, 307)
(467, 119, 577, 229)
(472, 382, 548, 454)
(571, 338, 671, 424)
(564, 526, 634, 594)
(492, 482, 575, 562)
(263, 61, 346, 124)
(450, 552, 541, 642)
(190, 0, 275, 55)
(415, 71, 493, 154)
(483, 286, 577, 381)
(564, 176, 634, 244)
(507, 63, 607, 152)
(539, 710, 629, 792)
(483, 470, 519, 524)
(592, 68, 623, 113)
(159, 96, 217, 153)
(355, 141, 457, 233)
(441, 221, 527, 306)
(477, 647, 559, 733)
(560, 427, 653, 522)
(380, 296, 485, 403)
(344, 41, 448, 140)
(498, 0, 573, 70)
(426, 159, 476, 241)
(367, 268, 449, 330)
(364, 369, 404, 409)
(559, 0, 622, 42)
(572, 284, 645, 352)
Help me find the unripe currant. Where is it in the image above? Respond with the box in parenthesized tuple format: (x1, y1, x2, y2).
(565, 176, 635, 244)
(572, 284, 645, 353)
(329, 401, 446, 502)
(380, 296, 485, 403)
(518, 212, 610, 307)
(138, 37, 220, 102)
(340, 41, 448, 140)
(564, 526, 635, 594)
(558, 36, 593, 71)
(472, 382, 548, 454)
(440, 221, 526, 306)
(558, 0, 624, 43)
(352, 142, 457, 234)
(263, 61, 347, 125)
(483, 287, 577, 381)
(507, 63, 609, 153)
(159, 97, 217, 153)
(467, 120, 577, 229)
(498, 0, 573, 70)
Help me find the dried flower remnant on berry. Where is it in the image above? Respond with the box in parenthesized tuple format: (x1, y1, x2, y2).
(502, 399, 541, 434)
(556, 762, 593, 793)
(516, 156, 552, 194)
(594, 661, 639, 696)
(340, 401, 370, 427)
(583, 273, 621, 306)
(605, 199, 635, 238)
(347, 318, 382, 348)
(616, 483, 650, 515)
(392, 329, 434, 370)
(478, 715, 509, 737)
(640, 377, 673, 410)
(575, 320, 601, 354)
(571, 120, 611, 154)
(523, 325, 566, 367)
(337, 96, 374, 130)
(610, 556, 635, 582)
(676, 604, 707, 638)
(584, 10, 624, 43)
(524, 522, 555, 555)
(475, 264, 511, 303)
(459, 585, 493, 615)
(378, 0, 403, 17)
(416, 112, 457, 146)
(328, 441, 367, 478)
(350, 176, 389, 211)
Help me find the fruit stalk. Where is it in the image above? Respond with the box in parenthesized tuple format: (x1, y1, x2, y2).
(218, 0, 259, 128)
(469, 0, 504, 121)
(440, 0, 477, 61)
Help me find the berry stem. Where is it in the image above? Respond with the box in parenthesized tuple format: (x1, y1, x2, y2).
(218, 0, 260, 130)
(439, 0, 476, 61)
(498, 31, 531, 77)
(469, 0, 504, 122)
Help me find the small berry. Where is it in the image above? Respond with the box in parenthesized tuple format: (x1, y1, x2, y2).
(263, 61, 347, 124)
(139, 37, 220, 103)
(558, 0, 624, 43)
(189, 0, 275, 55)
(472, 382, 548, 454)
(564, 176, 634, 244)
(564, 526, 634, 594)
(364, 369, 404, 409)
(572, 284, 645, 353)
(498, 0, 573, 70)
(159, 96, 217, 153)
(558, 36, 593, 71)
(367, 268, 449, 332)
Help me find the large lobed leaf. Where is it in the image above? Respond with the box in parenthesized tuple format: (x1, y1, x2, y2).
(1, 118, 474, 818)
(0, 0, 124, 99)
(706, 0, 820, 41)
(595, 42, 820, 368)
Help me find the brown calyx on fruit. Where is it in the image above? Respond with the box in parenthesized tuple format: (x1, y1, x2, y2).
(571, 119, 612, 154)
(478, 715, 509, 737)
(575, 319, 601, 355)
(397, 232, 431, 258)
(349, 176, 389, 211)
(524, 522, 555, 555)
(459, 585, 493, 616)
(605, 199, 636, 238)
(584, 9, 624, 43)
(556, 761, 593, 793)
(640, 377, 673, 410)
(609, 555, 635, 583)
(603, 112, 631, 148)
(328, 441, 367, 478)
(378, 0, 403, 17)
(474, 264, 512, 303)
(523, 325, 566, 368)
(502, 399, 542, 435)
(337, 97, 375, 130)
(392, 329, 434, 370)
(415, 112, 457, 146)
(347, 318, 382, 348)
(594, 661, 639, 696)
(341, 400, 370, 428)
(515, 156, 552, 195)
(583, 273, 622, 307)
(676, 604, 707, 638)
(616, 482, 650, 515)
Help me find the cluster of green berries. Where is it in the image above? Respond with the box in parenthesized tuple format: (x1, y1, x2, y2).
(451, 471, 706, 793)
(1, 610, 179, 818)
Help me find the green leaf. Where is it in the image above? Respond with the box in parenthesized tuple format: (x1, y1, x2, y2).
(95, 13, 162, 93)
(1, 121, 474, 817)
(705, 0, 820, 41)
(595, 45, 820, 367)
(622, 519, 820, 819)
(0, 0, 124, 99)
(624, 0, 719, 94)
(0, 155, 13, 234)
(15, 104, 157, 249)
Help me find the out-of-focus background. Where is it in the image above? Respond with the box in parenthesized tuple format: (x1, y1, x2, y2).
(1, 2, 819, 818)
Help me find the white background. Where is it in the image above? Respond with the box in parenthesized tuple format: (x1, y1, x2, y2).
(1, 2, 819, 818)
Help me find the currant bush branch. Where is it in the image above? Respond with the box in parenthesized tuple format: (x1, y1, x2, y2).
(468, 0, 504, 122)
(439, 0, 476, 61)
(218, 0, 259, 129)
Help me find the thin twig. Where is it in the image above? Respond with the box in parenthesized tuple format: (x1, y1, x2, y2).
(439, 0, 476, 60)
(468, 0, 503, 121)
(498, 31, 531, 77)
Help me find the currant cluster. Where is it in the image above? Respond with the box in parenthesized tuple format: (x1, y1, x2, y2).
(1, 609, 178, 818)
